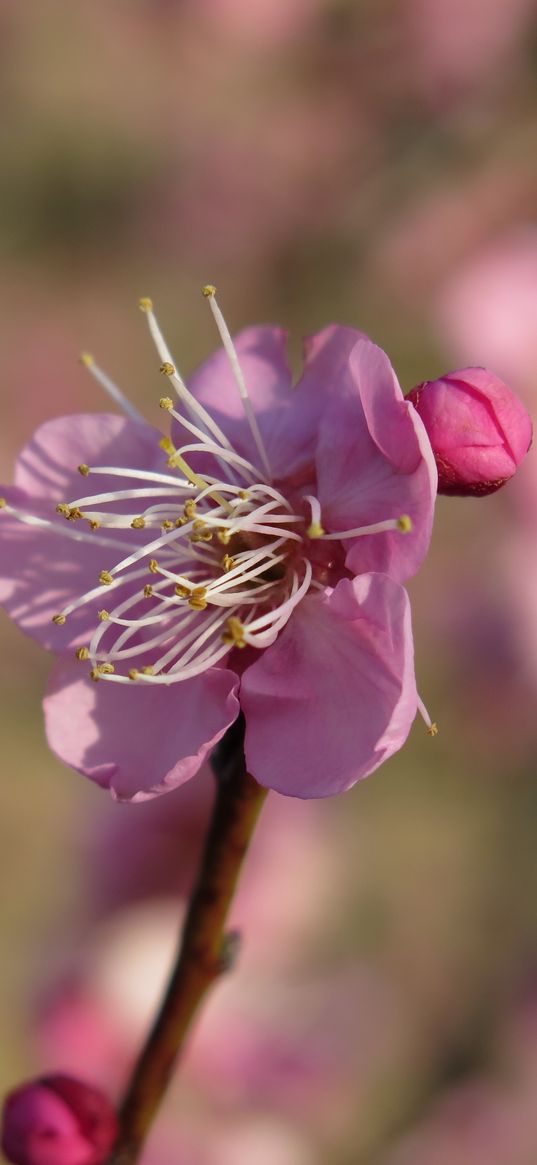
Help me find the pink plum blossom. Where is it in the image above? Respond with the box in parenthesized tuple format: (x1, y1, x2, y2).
(1, 1075, 117, 1165)
(407, 369, 532, 496)
(0, 293, 436, 799)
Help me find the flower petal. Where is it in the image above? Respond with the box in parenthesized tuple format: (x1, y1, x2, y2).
(0, 414, 171, 650)
(241, 573, 417, 797)
(185, 326, 295, 479)
(15, 412, 164, 498)
(314, 339, 437, 581)
(184, 324, 369, 483)
(44, 658, 240, 801)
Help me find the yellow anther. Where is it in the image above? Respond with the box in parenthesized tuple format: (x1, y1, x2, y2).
(143, 584, 153, 598)
(52, 613, 66, 625)
(397, 515, 413, 533)
(99, 570, 114, 586)
(222, 554, 236, 572)
(161, 519, 174, 530)
(78, 464, 90, 477)
(98, 609, 110, 622)
(188, 597, 208, 610)
(160, 361, 175, 377)
(159, 396, 174, 410)
(131, 516, 146, 529)
(175, 516, 187, 527)
(238, 490, 250, 500)
(89, 520, 101, 531)
(427, 722, 439, 737)
(79, 352, 94, 367)
(184, 499, 197, 519)
(128, 668, 139, 681)
(148, 559, 159, 574)
(56, 503, 70, 517)
(138, 297, 153, 312)
(0, 498, 6, 509)
(307, 521, 325, 540)
(217, 528, 232, 545)
(75, 646, 90, 661)
(175, 584, 191, 598)
(141, 666, 154, 675)
(192, 518, 207, 532)
(67, 507, 83, 521)
(199, 529, 214, 542)
(90, 664, 115, 681)
(202, 284, 217, 297)
(222, 616, 247, 649)
(188, 586, 208, 610)
(160, 436, 175, 454)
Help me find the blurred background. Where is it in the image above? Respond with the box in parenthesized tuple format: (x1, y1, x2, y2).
(1, 1, 537, 1161)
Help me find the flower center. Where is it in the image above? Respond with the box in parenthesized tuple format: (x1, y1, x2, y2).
(68, 469, 312, 684)
(0, 288, 412, 687)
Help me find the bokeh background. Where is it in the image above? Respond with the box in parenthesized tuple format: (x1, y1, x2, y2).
(1, 1, 537, 1162)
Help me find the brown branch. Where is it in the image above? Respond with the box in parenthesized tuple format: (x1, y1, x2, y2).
(106, 718, 268, 1165)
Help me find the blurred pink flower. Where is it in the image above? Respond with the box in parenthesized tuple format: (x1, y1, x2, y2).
(435, 231, 537, 396)
(35, 902, 418, 1147)
(83, 766, 342, 972)
(406, 0, 536, 98)
(383, 1078, 537, 1165)
(0, 300, 436, 800)
(407, 368, 532, 495)
(188, 0, 322, 49)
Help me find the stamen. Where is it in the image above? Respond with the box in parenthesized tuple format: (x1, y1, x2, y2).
(0, 500, 142, 553)
(202, 285, 272, 481)
(79, 353, 145, 425)
(304, 495, 325, 539)
(222, 616, 247, 649)
(314, 515, 413, 540)
(418, 695, 438, 737)
(140, 298, 234, 452)
(243, 559, 313, 644)
(76, 466, 192, 489)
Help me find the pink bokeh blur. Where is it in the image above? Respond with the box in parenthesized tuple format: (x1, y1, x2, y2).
(1, 1, 537, 1162)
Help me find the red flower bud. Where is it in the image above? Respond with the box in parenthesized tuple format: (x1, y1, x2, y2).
(407, 369, 532, 496)
(1, 1075, 118, 1165)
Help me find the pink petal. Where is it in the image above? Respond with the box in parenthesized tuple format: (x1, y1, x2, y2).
(0, 490, 119, 651)
(0, 414, 166, 650)
(314, 339, 437, 581)
(44, 658, 240, 801)
(185, 326, 296, 479)
(273, 324, 369, 481)
(15, 412, 163, 498)
(241, 574, 417, 797)
(300, 323, 368, 388)
(184, 324, 369, 482)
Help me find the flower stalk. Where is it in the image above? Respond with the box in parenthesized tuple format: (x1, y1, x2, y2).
(105, 716, 267, 1165)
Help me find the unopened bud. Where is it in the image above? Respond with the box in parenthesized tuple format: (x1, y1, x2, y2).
(1, 1074, 118, 1165)
(407, 369, 532, 496)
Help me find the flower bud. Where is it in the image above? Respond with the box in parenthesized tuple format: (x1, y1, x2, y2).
(407, 368, 532, 496)
(1, 1075, 118, 1165)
